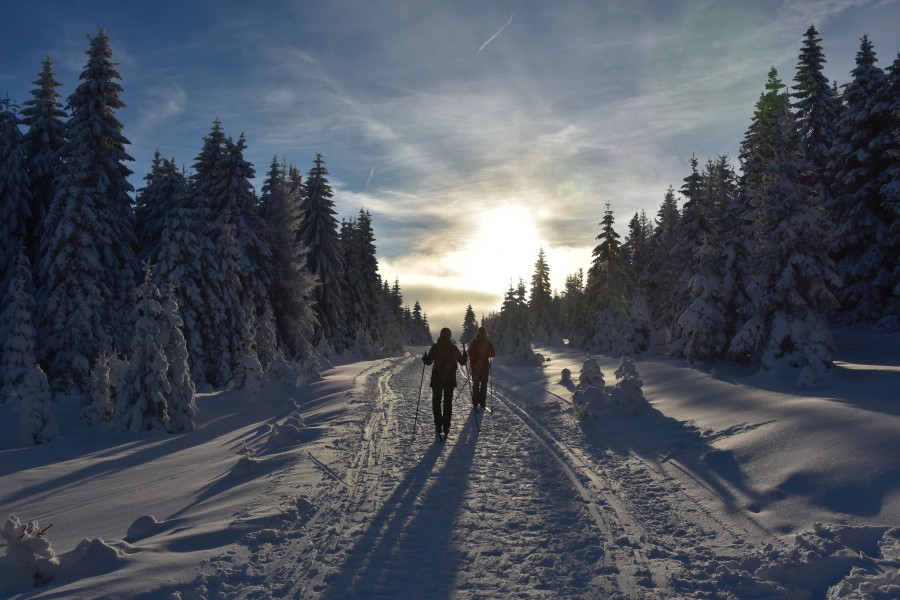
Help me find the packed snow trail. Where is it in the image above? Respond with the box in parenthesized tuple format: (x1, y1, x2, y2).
(185, 349, 894, 599)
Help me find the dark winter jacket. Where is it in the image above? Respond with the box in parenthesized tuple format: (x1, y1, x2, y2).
(468, 333, 496, 374)
(423, 337, 467, 389)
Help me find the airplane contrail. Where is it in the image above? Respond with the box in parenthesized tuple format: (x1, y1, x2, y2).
(476, 12, 514, 56)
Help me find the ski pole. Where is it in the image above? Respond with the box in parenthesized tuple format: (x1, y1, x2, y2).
(453, 342, 471, 404)
(461, 343, 480, 431)
(489, 356, 493, 411)
(412, 360, 425, 443)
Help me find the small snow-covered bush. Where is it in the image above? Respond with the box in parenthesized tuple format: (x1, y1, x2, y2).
(233, 350, 263, 394)
(571, 358, 606, 421)
(577, 358, 605, 395)
(16, 366, 58, 445)
(559, 368, 573, 387)
(609, 357, 646, 413)
(1, 515, 58, 587)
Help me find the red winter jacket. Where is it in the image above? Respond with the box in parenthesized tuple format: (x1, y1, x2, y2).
(468, 334, 496, 374)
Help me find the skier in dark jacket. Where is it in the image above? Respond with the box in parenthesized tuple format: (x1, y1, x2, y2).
(468, 326, 496, 411)
(423, 327, 467, 441)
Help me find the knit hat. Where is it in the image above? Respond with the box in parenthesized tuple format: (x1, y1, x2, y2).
(440, 327, 452, 339)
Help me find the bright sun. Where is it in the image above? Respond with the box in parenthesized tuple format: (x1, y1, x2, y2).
(465, 203, 543, 291)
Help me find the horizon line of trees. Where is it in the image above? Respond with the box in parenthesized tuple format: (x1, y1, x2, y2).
(479, 25, 899, 388)
(0, 29, 433, 442)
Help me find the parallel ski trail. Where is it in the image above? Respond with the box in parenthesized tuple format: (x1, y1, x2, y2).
(192, 351, 757, 599)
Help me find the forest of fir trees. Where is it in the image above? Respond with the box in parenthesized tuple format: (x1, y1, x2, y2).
(0, 29, 433, 443)
(479, 26, 899, 389)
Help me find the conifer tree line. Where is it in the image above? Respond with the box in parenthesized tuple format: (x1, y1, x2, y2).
(0, 29, 433, 440)
(482, 26, 899, 387)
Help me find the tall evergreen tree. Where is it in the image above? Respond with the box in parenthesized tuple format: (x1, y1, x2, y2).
(37, 30, 136, 391)
(259, 157, 318, 363)
(153, 157, 229, 387)
(792, 25, 840, 209)
(158, 282, 197, 432)
(586, 204, 633, 353)
(830, 36, 895, 321)
(20, 55, 67, 269)
(341, 208, 385, 354)
(410, 301, 432, 344)
(210, 133, 272, 316)
(116, 264, 173, 432)
(529, 247, 554, 343)
(300, 153, 347, 351)
(461, 304, 478, 344)
(731, 100, 841, 387)
(739, 67, 789, 209)
(883, 52, 900, 317)
(645, 186, 681, 347)
(0, 99, 30, 289)
(0, 248, 37, 403)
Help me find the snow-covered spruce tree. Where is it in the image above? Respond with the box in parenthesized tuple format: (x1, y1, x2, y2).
(206, 217, 248, 387)
(135, 150, 187, 265)
(529, 247, 556, 344)
(0, 248, 37, 403)
(37, 30, 136, 392)
(20, 55, 66, 270)
(678, 242, 731, 364)
(494, 279, 539, 364)
(16, 364, 58, 445)
(675, 156, 742, 362)
(644, 186, 681, 350)
(375, 278, 404, 355)
(300, 153, 348, 352)
(82, 353, 114, 425)
(622, 210, 653, 281)
(461, 304, 478, 344)
(214, 134, 273, 322)
(341, 209, 388, 356)
(152, 156, 223, 388)
(194, 128, 274, 368)
(0, 99, 31, 290)
(792, 24, 840, 218)
(740, 67, 788, 205)
(730, 101, 841, 387)
(410, 301, 433, 344)
(158, 282, 197, 432)
(667, 156, 707, 354)
(258, 159, 318, 365)
(560, 269, 591, 348)
(585, 204, 635, 355)
(116, 264, 172, 432)
(733, 68, 790, 352)
(829, 36, 896, 322)
(188, 123, 257, 386)
(883, 52, 900, 319)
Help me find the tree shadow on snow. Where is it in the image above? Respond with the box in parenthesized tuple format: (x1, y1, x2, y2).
(321, 416, 479, 599)
(583, 405, 770, 517)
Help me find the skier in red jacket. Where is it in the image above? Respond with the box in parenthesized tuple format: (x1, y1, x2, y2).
(467, 326, 495, 411)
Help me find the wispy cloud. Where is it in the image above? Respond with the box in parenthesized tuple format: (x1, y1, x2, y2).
(136, 82, 187, 129)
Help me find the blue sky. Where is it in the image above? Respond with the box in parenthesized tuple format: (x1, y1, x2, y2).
(2, 0, 898, 335)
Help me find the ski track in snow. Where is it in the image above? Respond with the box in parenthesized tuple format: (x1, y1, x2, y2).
(181, 350, 879, 599)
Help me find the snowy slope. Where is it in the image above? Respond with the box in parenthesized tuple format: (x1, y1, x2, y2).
(0, 328, 898, 598)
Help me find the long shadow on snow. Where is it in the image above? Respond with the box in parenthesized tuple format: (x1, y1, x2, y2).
(322, 416, 478, 600)
(582, 402, 770, 516)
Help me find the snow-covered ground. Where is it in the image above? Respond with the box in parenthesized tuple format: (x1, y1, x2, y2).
(1, 327, 898, 598)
